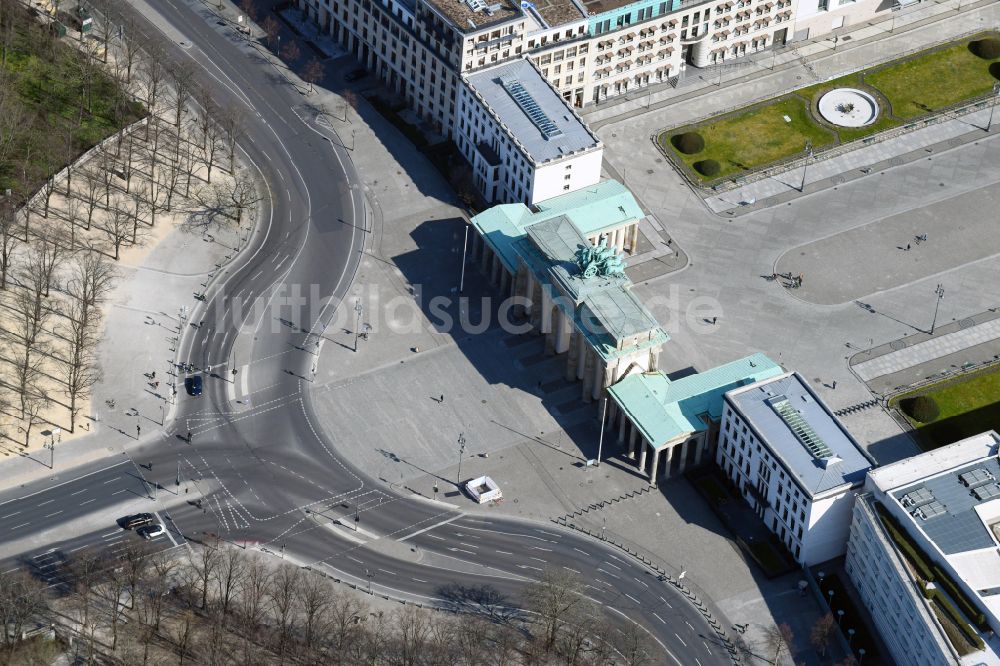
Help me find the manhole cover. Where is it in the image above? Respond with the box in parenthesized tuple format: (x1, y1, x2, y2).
(890, 340, 907, 351)
(655, 158, 663, 163)
(831, 175, 845, 185)
(959, 318, 976, 329)
(889, 157, 903, 167)
(646, 169, 654, 175)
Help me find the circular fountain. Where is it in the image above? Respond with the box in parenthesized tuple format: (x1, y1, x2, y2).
(817, 88, 880, 128)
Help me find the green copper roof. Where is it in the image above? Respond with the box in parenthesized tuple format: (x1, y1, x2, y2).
(470, 180, 642, 272)
(608, 353, 784, 448)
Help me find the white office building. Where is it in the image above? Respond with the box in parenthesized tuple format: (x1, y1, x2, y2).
(717, 372, 872, 565)
(458, 59, 603, 204)
(846, 431, 1000, 666)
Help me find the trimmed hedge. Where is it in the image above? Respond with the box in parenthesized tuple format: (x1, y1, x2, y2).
(876, 503, 935, 580)
(969, 38, 1000, 60)
(925, 586, 986, 650)
(933, 565, 988, 630)
(693, 159, 720, 176)
(900, 395, 940, 423)
(671, 131, 705, 155)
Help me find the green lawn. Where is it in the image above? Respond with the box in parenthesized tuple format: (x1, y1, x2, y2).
(891, 365, 1000, 450)
(0, 4, 143, 195)
(660, 33, 1000, 184)
(867, 41, 1000, 119)
(662, 96, 836, 181)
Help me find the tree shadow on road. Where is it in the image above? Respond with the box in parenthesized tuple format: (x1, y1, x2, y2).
(436, 582, 525, 625)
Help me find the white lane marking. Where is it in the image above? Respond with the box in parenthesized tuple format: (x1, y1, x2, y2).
(398, 513, 465, 542)
(635, 577, 649, 588)
(529, 556, 547, 563)
(674, 633, 687, 647)
(696, 659, 703, 666)
(703, 641, 711, 653)
(495, 550, 513, 555)
(412, 577, 427, 583)
(457, 541, 479, 549)
(2, 567, 19, 574)
(1, 511, 21, 519)
(686, 621, 695, 631)
(427, 534, 445, 541)
(102, 476, 122, 484)
(37, 499, 55, 506)
(625, 593, 640, 604)
(377, 568, 397, 576)
(79, 499, 96, 505)
(531, 546, 552, 552)
(517, 564, 544, 572)
(43, 510, 63, 518)
(10, 522, 30, 529)
(240, 368, 249, 397)
(154, 511, 179, 547)
(563, 566, 581, 574)
(347, 555, 364, 564)
(448, 547, 476, 555)
(70, 488, 88, 496)
(573, 547, 589, 556)
(602, 561, 622, 570)
(597, 568, 620, 579)
(0, 461, 128, 507)
(69, 545, 90, 553)
(112, 489, 127, 495)
(653, 612, 666, 624)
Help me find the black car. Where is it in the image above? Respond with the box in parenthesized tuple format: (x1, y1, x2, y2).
(184, 375, 203, 396)
(124, 513, 155, 530)
(345, 68, 367, 83)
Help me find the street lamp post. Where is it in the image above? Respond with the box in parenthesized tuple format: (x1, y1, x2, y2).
(353, 299, 363, 352)
(459, 223, 469, 294)
(987, 82, 1000, 132)
(930, 283, 945, 334)
(596, 399, 607, 466)
(847, 628, 856, 648)
(836, 609, 845, 626)
(365, 568, 374, 594)
(858, 648, 867, 664)
(799, 140, 813, 192)
(456, 432, 467, 484)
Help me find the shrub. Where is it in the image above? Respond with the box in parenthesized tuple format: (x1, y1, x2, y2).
(900, 395, 940, 423)
(671, 131, 705, 155)
(969, 38, 1000, 60)
(693, 159, 720, 177)
(933, 565, 988, 630)
(990, 62, 1000, 81)
(928, 588, 986, 650)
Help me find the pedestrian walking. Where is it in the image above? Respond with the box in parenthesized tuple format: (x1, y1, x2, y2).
(187, 430, 192, 442)
(712, 316, 718, 325)
(440, 394, 445, 403)
(151, 371, 156, 379)
(136, 424, 141, 438)
(906, 243, 911, 251)
(154, 381, 160, 389)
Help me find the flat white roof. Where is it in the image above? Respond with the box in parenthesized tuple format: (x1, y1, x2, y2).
(464, 59, 599, 164)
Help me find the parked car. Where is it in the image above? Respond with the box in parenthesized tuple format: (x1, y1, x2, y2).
(184, 375, 203, 396)
(124, 513, 155, 530)
(345, 68, 367, 82)
(137, 523, 166, 540)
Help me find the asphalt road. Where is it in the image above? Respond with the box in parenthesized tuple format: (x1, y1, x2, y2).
(0, 1, 731, 662)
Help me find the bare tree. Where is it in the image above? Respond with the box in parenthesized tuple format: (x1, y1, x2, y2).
(237, 554, 272, 664)
(173, 609, 199, 666)
(140, 45, 166, 126)
(297, 570, 332, 654)
(764, 622, 795, 665)
(64, 193, 83, 249)
(189, 540, 221, 611)
(262, 16, 280, 50)
(0, 201, 19, 289)
(328, 588, 368, 661)
(33, 228, 68, 298)
(268, 563, 300, 660)
(220, 107, 243, 173)
(302, 57, 325, 94)
(62, 295, 101, 432)
(203, 118, 223, 184)
(0, 572, 48, 661)
(394, 606, 434, 666)
(82, 167, 105, 230)
(281, 40, 301, 65)
(810, 612, 836, 659)
(239, 0, 257, 22)
(523, 568, 589, 653)
(214, 546, 246, 624)
(97, 196, 137, 260)
(20, 391, 48, 448)
(196, 172, 261, 228)
(171, 60, 197, 128)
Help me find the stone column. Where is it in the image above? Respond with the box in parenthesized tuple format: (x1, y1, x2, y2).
(490, 253, 501, 287)
(581, 350, 595, 402)
(617, 415, 627, 446)
(530, 280, 544, 330)
(555, 314, 572, 354)
(576, 334, 587, 381)
(638, 440, 648, 474)
(694, 437, 707, 467)
(649, 447, 661, 486)
(629, 223, 639, 253)
(480, 243, 491, 272)
(565, 330, 580, 381)
(662, 444, 674, 480)
(628, 426, 638, 459)
(677, 439, 690, 474)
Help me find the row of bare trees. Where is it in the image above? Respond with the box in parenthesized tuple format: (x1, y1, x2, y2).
(1, 538, 662, 666)
(0, 1, 262, 448)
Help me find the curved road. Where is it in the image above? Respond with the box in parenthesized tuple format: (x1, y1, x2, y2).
(0, 1, 730, 662)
